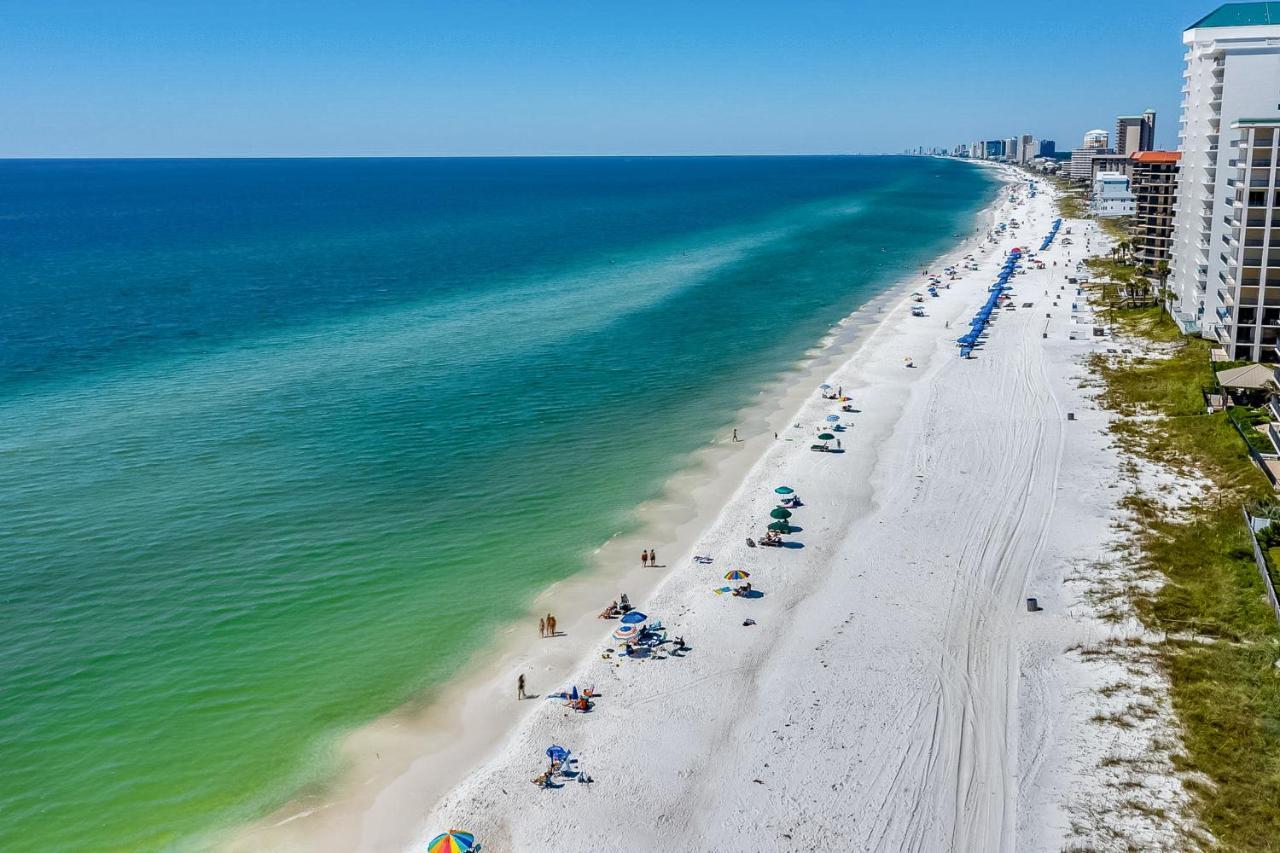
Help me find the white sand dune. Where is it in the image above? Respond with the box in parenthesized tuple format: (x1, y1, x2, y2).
(401, 174, 1166, 851)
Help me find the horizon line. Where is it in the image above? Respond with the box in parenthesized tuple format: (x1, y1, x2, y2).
(0, 151, 914, 161)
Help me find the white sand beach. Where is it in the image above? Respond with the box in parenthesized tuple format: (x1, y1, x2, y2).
(235, 169, 1181, 852)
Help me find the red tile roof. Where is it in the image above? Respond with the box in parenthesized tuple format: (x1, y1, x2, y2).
(1131, 151, 1181, 163)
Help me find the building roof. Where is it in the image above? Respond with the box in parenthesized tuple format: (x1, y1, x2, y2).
(1216, 363, 1279, 389)
(1190, 2, 1280, 29)
(1131, 151, 1181, 163)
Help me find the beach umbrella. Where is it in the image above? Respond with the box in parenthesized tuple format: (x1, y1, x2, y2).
(767, 521, 792, 533)
(620, 610, 647, 625)
(825, 414, 840, 422)
(612, 624, 643, 642)
(428, 830, 476, 853)
(724, 569, 750, 581)
(818, 384, 832, 391)
(774, 486, 794, 495)
(546, 744, 570, 763)
(817, 433, 835, 441)
(770, 507, 792, 519)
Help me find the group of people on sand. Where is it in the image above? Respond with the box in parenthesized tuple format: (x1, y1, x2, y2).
(539, 613, 558, 638)
(759, 529, 783, 547)
(640, 548, 658, 568)
(597, 593, 632, 619)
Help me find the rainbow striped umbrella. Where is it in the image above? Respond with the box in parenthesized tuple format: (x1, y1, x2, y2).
(428, 830, 475, 853)
(724, 570, 750, 581)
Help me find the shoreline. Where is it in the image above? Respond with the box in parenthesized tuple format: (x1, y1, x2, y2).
(224, 164, 1012, 853)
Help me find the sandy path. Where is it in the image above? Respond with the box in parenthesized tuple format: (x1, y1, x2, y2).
(408, 175, 1119, 851)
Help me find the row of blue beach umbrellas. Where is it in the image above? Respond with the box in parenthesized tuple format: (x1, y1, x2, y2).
(1039, 217, 1062, 252)
(956, 248, 1021, 357)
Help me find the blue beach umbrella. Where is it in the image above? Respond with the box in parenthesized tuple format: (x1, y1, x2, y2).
(546, 744, 570, 763)
(620, 610, 647, 625)
(825, 414, 840, 423)
(612, 624, 643, 642)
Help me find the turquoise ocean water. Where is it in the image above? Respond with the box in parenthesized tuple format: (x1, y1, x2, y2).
(0, 157, 995, 850)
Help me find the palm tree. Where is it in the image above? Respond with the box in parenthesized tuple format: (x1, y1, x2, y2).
(1154, 260, 1172, 314)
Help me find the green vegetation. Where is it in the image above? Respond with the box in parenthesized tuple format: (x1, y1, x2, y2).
(1227, 406, 1277, 455)
(1090, 305, 1280, 850)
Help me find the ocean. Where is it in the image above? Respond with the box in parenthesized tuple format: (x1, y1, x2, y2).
(0, 156, 995, 851)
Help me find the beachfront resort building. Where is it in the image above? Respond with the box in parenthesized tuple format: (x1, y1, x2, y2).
(1215, 119, 1280, 361)
(1168, 2, 1280, 340)
(1130, 151, 1181, 269)
(1116, 110, 1157, 155)
(1090, 173, 1137, 218)
(1069, 129, 1113, 180)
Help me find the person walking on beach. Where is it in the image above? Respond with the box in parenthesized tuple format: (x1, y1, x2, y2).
(539, 617, 546, 638)
(641, 549, 648, 568)
(548, 614, 557, 636)
(518, 673, 527, 700)
(732, 428, 739, 442)
(649, 548, 657, 567)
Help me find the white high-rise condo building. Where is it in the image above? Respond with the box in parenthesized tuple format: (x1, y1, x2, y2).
(1168, 3, 1280, 341)
(1083, 129, 1110, 150)
(1218, 119, 1280, 360)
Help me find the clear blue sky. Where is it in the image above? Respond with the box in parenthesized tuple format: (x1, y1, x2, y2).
(0, 0, 1225, 157)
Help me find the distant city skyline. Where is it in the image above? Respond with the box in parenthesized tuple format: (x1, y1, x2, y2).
(0, 0, 1225, 157)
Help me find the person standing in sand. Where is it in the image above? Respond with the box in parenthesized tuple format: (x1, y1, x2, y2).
(539, 617, 545, 638)
(547, 614, 556, 636)
(518, 673, 527, 700)
(641, 549, 648, 568)
(649, 548, 657, 567)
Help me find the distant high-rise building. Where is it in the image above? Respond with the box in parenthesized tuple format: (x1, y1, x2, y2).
(1169, 3, 1280, 349)
(1083, 129, 1110, 150)
(1115, 110, 1157, 155)
(1037, 140, 1056, 158)
(1004, 137, 1017, 160)
(1016, 134, 1035, 164)
(986, 140, 1004, 159)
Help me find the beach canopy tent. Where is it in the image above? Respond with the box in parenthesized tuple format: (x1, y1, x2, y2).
(770, 507, 792, 519)
(619, 610, 647, 625)
(1215, 363, 1278, 392)
(428, 830, 476, 853)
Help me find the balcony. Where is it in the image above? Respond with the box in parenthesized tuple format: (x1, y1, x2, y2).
(1220, 287, 1236, 306)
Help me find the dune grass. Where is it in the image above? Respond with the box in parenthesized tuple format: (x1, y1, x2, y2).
(1091, 307, 1280, 850)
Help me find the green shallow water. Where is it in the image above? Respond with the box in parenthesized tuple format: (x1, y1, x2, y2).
(0, 156, 995, 851)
